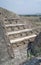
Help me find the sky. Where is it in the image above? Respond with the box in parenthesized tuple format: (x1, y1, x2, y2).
(0, 0, 41, 15)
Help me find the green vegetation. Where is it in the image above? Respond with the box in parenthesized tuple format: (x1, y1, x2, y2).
(27, 44, 41, 59)
(19, 15, 41, 17)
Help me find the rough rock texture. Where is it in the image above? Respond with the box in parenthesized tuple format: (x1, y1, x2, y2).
(32, 32, 41, 56)
(20, 58, 40, 65)
(27, 32, 41, 58)
(0, 7, 29, 65)
(0, 24, 9, 65)
(33, 32, 41, 47)
(0, 7, 41, 65)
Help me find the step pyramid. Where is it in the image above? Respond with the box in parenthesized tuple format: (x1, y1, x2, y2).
(0, 8, 41, 64)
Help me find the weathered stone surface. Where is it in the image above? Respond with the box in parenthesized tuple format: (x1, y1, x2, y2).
(31, 32, 41, 56)
(0, 7, 41, 65)
(20, 58, 40, 65)
(0, 25, 9, 65)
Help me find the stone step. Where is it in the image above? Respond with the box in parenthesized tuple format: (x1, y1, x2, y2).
(5, 24, 28, 27)
(10, 34, 37, 44)
(6, 28, 33, 35)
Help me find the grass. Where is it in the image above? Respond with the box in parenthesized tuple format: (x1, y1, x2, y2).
(27, 47, 41, 60)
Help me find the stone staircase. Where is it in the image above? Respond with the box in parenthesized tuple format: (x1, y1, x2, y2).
(0, 17, 37, 58)
(0, 8, 41, 65)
